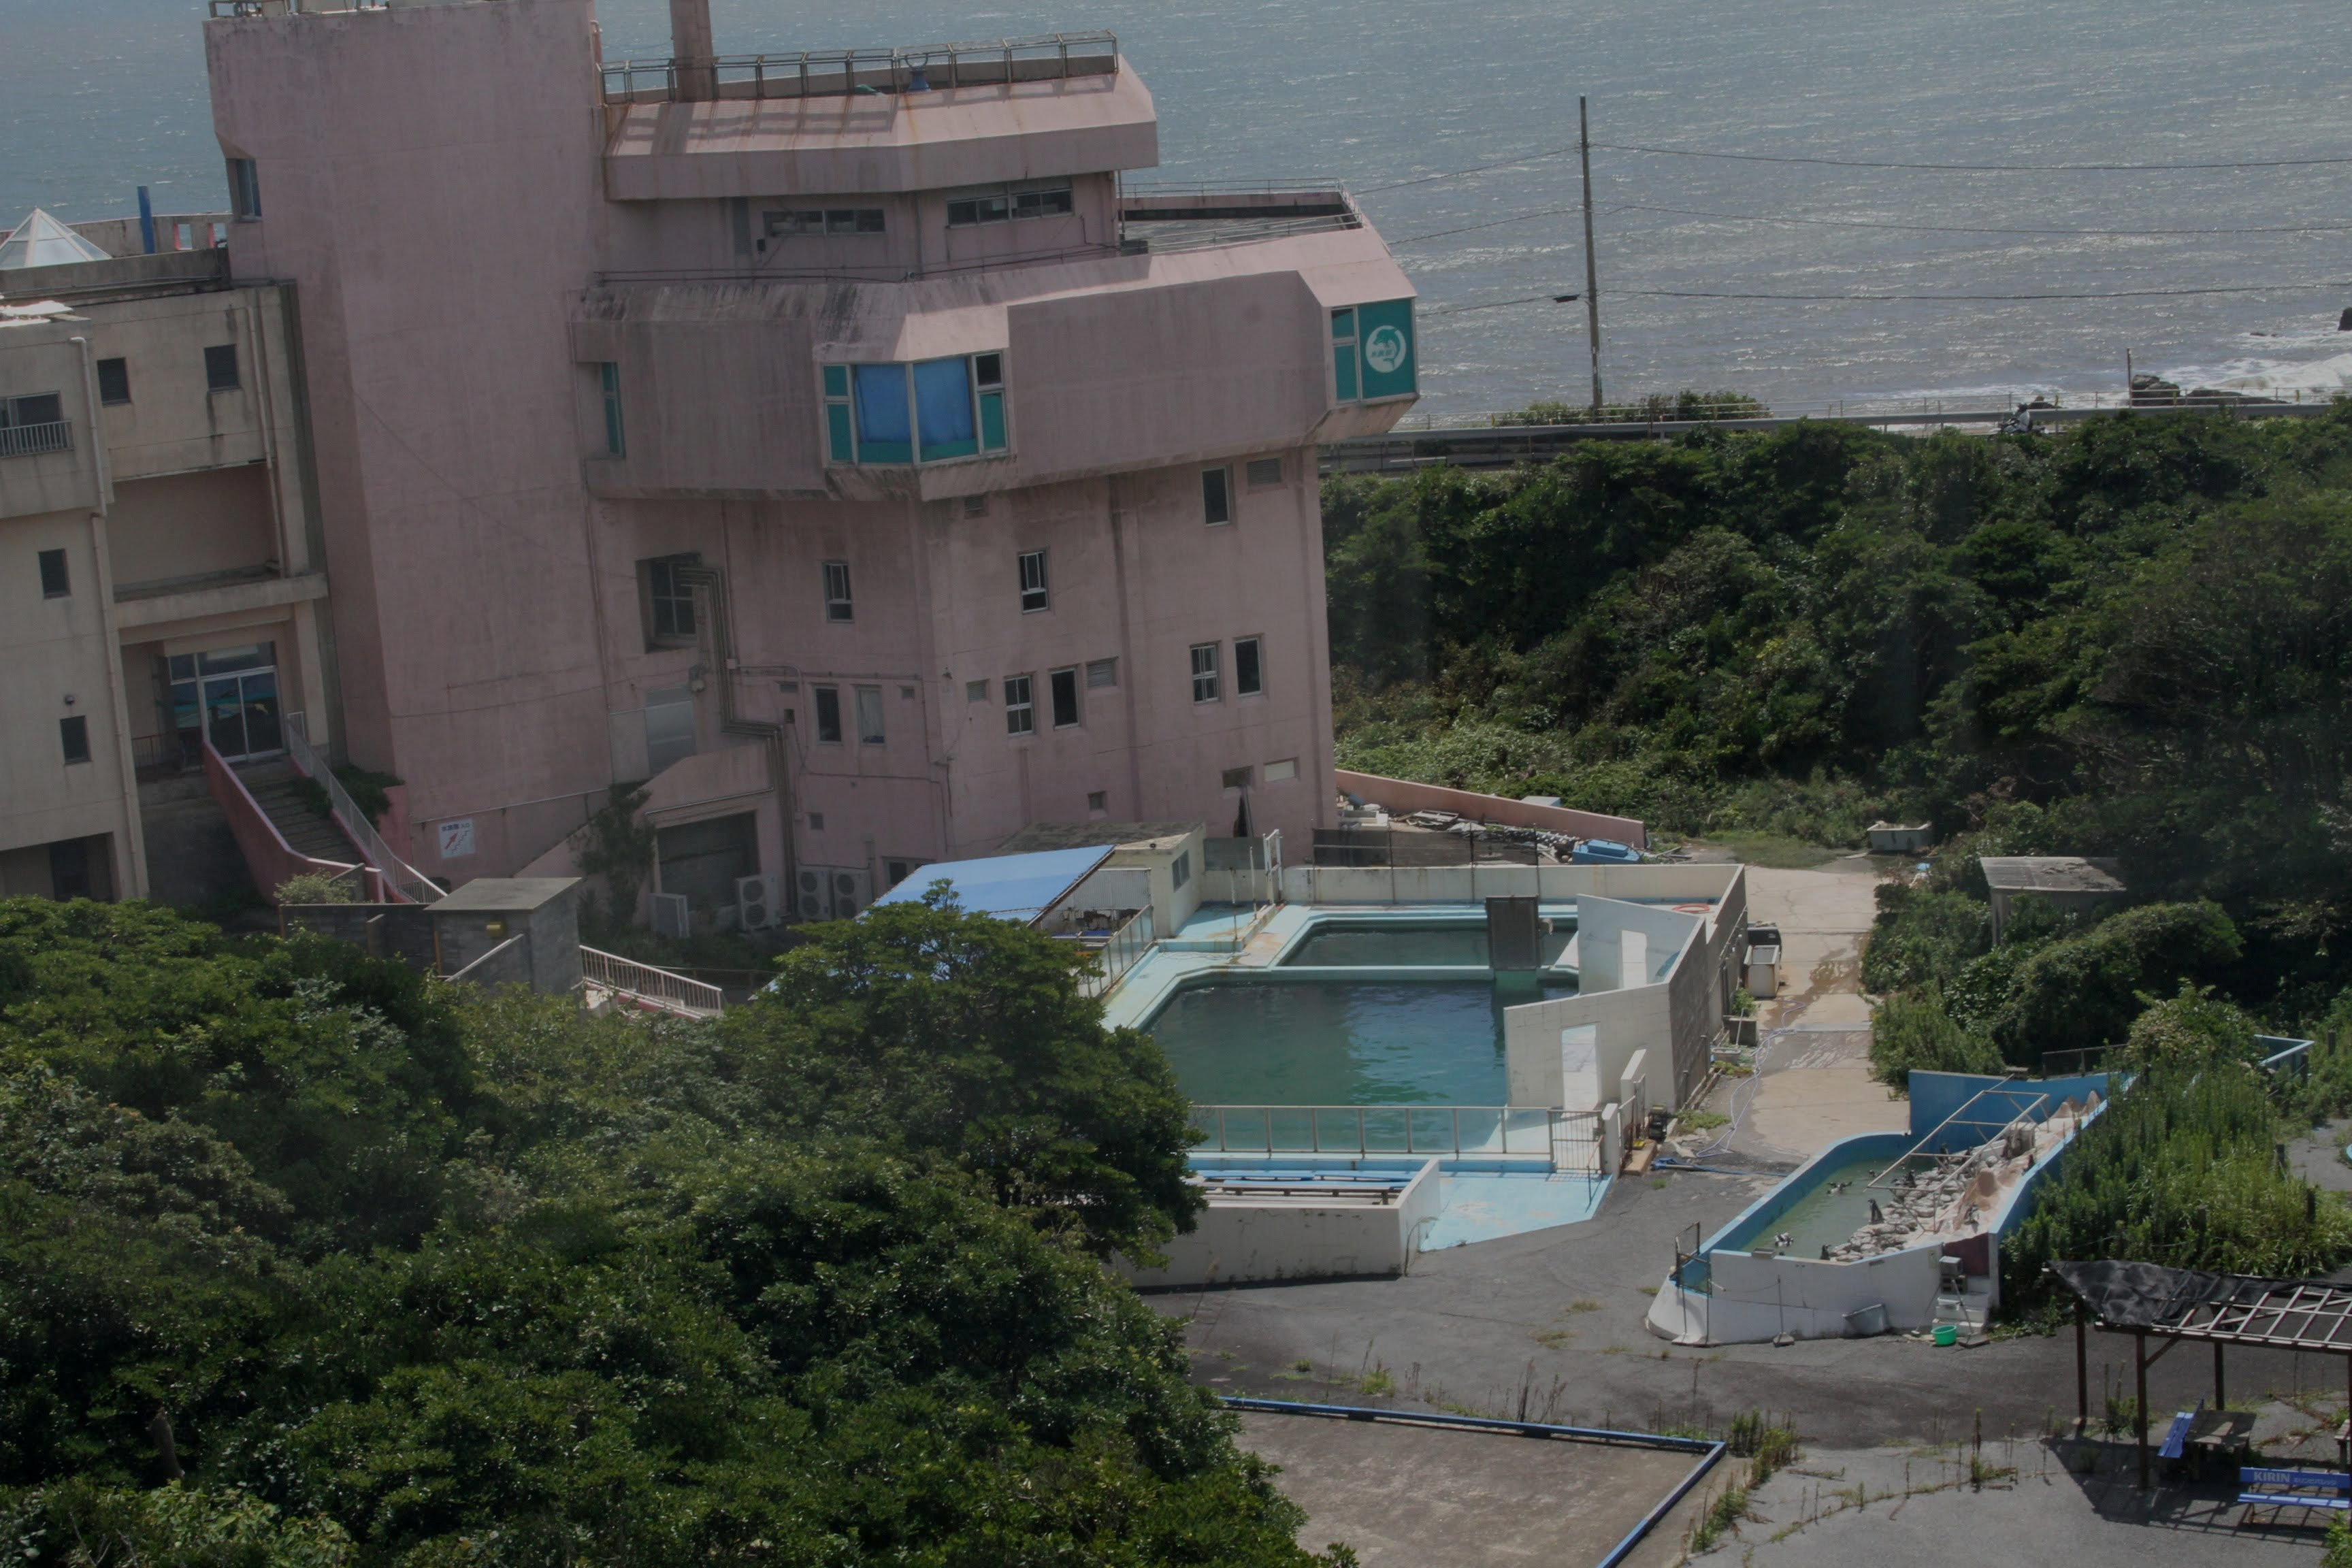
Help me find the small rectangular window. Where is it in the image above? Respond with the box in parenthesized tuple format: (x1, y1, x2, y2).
(642, 555, 697, 646)
(227, 157, 261, 219)
(203, 344, 240, 393)
(1201, 466, 1232, 525)
(37, 549, 69, 598)
(813, 685, 843, 743)
(1088, 790, 1107, 813)
(1049, 668, 1080, 728)
(885, 858, 913, 887)
(962, 493, 990, 517)
(821, 363, 853, 463)
(1190, 642, 1220, 704)
(1085, 657, 1117, 689)
(1222, 766, 1254, 790)
(600, 362, 625, 455)
(855, 685, 885, 745)
(1018, 549, 1049, 612)
(822, 560, 853, 622)
(1235, 635, 1264, 696)
(59, 715, 90, 765)
(1004, 674, 1034, 736)
(1264, 757, 1298, 783)
(1245, 457, 1284, 487)
(1171, 850, 1191, 889)
(965, 678, 989, 702)
(95, 358, 130, 406)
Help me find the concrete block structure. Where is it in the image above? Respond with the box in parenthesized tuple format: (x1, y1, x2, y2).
(188, 0, 1420, 928)
(0, 223, 332, 904)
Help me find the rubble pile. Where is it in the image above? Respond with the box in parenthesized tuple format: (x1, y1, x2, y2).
(1823, 1094, 2100, 1262)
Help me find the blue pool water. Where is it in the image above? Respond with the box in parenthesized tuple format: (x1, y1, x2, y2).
(1145, 975, 1572, 1105)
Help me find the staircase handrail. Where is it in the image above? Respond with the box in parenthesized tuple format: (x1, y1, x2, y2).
(202, 732, 359, 898)
(283, 713, 442, 903)
(579, 945, 725, 1017)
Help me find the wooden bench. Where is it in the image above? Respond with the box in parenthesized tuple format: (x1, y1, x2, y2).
(2239, 1467, 2351, 1522)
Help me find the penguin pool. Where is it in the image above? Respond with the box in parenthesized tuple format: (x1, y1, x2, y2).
(1645, 1069, 2114, 1345)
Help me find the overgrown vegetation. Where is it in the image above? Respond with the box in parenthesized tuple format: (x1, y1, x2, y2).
(1326, 408, 2352, 1029)
(0, 895, 1341, 1566)
(2003, 1052, 2352, 1313)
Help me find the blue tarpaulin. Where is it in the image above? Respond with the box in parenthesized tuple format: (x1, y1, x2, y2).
(869, 845, 1114, 926)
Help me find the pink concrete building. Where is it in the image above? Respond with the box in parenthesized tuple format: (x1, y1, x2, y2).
(202, 0, 1418, 924)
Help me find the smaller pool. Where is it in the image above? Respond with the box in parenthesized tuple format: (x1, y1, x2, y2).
(1281, 921, 1575, 969)
(1725, 1154, 1891, 1260)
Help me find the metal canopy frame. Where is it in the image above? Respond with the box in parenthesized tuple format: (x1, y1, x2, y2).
(2055, 1263, 2352, 1491)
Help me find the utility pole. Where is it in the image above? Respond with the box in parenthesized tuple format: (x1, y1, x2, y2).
(1580, 95, 1604, 415)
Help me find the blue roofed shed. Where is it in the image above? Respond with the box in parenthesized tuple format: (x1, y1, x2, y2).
(870, 845, 1114, 927)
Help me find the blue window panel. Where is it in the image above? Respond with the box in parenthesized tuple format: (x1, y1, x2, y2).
(1333, 344, 1358, 402)
(979, 389, 1007, 451)
(915, 357, 977, 461)
(852, 363, 912, 463)
(826, 403, 855, 463)
(1330, 307, 1354, 342)
(822, 363, 849, 398)
(1355, 299, 1417, 400)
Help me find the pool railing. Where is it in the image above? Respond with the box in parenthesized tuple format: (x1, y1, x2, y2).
(1191, 1102, 1602, 1172)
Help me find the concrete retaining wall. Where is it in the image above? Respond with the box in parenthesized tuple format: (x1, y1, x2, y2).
(1122, 1157, 1442, 1287)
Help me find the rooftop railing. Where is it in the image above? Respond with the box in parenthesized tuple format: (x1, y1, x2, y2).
(600, 31, 1118, 106)
(0, 421, 71, 459)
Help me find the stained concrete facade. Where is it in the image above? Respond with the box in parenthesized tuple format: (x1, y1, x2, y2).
(202, 0, 1419, 924)
(0, 244, 330, 904)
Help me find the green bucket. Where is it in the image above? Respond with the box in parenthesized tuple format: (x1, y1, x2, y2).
(1933, 1324, 1959, 1348)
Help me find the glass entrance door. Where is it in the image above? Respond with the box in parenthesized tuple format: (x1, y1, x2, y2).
(167, 642, 282, 762)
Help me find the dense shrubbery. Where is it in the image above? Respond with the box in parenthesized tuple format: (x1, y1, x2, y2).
(2002, 1058, 2352, 1313)
(0, 896, 1339, 1567)
(1326, 408, 2352, 1026)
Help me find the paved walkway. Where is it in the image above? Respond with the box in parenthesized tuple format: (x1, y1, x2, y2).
(1688, 858, 1908, 1169)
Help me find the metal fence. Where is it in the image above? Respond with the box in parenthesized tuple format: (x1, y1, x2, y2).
(1078, 906, 1154, 1000)
(1191, 1104, 1599, 1170)
(0, 422, 71, 459)
(284, 713, 441, 904)
(1311, 826, 1540, 868)
(600, 31, 1117, 104)
(579, 946, 725, 1019)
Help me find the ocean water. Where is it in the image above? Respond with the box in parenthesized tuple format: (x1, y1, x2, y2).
(7, 0, 2351, 414)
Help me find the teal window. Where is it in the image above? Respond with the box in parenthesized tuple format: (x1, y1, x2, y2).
(600, 362, 625, 456)
(1334, 299, 1416, 403)
(821, 364, 853, 461)
(823, 353, 1010, 466)
(1330, 308, 1358, 402)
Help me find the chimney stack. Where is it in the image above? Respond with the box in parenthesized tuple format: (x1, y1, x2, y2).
(669, 0, 715, 101)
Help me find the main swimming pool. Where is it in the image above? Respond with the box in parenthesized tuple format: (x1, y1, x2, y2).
(1146, 978, 1573, 1104)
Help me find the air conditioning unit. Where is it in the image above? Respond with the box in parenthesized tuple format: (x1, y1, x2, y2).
(737, 873, 779, 930)
(793, 865, 873, 921)
(651, 892, 690, 939)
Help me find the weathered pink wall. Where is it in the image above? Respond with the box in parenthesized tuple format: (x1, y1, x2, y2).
(204, 3, 1411, 903)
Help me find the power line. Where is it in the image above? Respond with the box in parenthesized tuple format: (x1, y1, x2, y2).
(1358, 139, 2352, 199)
(1593, 140, 2352, 173)
(1425, 293, 1582, 317)
(1615, 201, 2352, 239)
(1388, 200, 2352, 248)
(1621, 282, 2352, 302)
(1362, 146, 1584, 193)
(1420, 281, 2352, 318)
